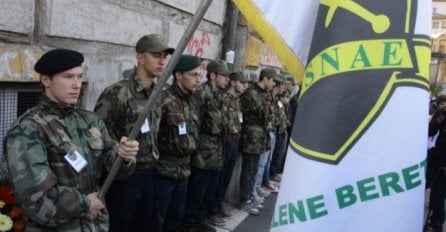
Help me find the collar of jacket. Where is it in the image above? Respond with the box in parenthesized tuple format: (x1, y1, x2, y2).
(39, 94, 77, 117)
(170, 82, 192, 100)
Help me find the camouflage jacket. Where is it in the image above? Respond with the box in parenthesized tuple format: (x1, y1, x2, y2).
(239, 83, 271, 154)
(155, 83, 200, 179)
(275, 97, 288, 133)
(192, 81, 225, 170)
(222, 91, 242, 135)
(94, 68, 161, 164)
(265, 92, 276, 132)
(4, 95, 134, 232)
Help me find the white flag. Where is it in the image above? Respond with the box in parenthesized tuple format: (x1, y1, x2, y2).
(233, 0, 431, 231)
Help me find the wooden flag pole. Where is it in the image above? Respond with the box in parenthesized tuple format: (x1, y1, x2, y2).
(99, 0, 212, 199)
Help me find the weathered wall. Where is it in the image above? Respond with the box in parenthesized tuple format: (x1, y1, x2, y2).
(0, 0, 227, 109)
(0, 0, 285, 208)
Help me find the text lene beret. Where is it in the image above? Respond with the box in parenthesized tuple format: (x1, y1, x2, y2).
(34, 49, 84, 75)
(175, 55, 202, 72)
(135, 34, 174, 54)
(207, 60, 232, 75)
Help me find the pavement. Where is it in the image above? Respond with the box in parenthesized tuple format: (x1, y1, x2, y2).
(212, 193, 278, 232)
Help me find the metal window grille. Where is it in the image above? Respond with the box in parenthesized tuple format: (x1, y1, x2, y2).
(0, 82, 88, 163)
(0, 83, 42, 162)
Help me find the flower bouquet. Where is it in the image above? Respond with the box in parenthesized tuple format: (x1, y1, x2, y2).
(0, 161, 27, 232)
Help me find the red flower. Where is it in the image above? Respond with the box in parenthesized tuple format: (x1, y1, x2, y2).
(0, 185, 16, 205)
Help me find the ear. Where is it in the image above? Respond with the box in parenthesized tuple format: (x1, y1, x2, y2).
(136, 53, 144, 65)
(174, 71, 183, 82)
(40, 75, 51, 88)
(209, 72, 217, 80)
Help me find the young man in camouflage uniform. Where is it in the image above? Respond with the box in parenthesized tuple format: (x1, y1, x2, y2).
(208, 70, 249, 220)
(94, 34, 173, 232)
(4, 49, 139, 232)
(259, 73, 287, 193)
(239, 68, 278, 215)
(183, 60, 230, 231)
(269, 75, 291, 183)
(152, 55, 201, 232)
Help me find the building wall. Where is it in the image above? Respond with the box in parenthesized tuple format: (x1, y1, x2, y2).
(0, 0, 227, 110)
(0, 0, 286, 206)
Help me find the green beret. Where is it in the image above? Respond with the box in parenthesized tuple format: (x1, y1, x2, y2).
(34, 49, 84, 75)
(207, 60, 232, 75)
(174, 55, 201, 72)
(135, 34, 174, 54)
(230, 71, 249, 83)
(260, 68, 279, 81)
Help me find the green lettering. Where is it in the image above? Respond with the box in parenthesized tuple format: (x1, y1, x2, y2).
(378, 172, 404, 196)
(306, 195, 328, 219)
(382, 41, 403, 66)
(402, 164, 421, 190)
(279, 204, 288, 225)
(288, 201, 307, 224)
(350, 44, 371, 68)
(357, 177, 380, 201)
(336, 185, 357, 209)
(304, 64, 314, 87)
(320, 48, 339, 75)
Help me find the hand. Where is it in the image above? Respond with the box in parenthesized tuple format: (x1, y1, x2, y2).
(118, 136, 139, 162)
(85, 192, 105, 221)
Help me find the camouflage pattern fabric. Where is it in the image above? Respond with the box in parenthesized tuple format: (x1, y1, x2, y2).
(4, 95, 134, 232)
(222, 91, 242, 135)
(239, 83, 271, 155)
(192, 82, 225, 170)
(94, 68, 160, 163)
(275, 97, 288, 133)
(265, 92, 276, 132)
(155, 83, 200, 179)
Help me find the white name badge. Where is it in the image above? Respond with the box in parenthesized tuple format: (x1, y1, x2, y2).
(238, 112, 243, 123)
(178, 121, 187, 135)
(64, 150, 88, 173)
(278, 101, 284, 108)
(141, 118, 151, 134)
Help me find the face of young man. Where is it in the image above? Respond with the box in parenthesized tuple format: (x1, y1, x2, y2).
(137, 51, 169, 78)
(233, 80, 248, 94)
(213, 73, 230, 89)
(41, 66, 84, 106)
(176, 66, 202, 93)
(438, 101, 446, 110)
(265, 77, 276, 90)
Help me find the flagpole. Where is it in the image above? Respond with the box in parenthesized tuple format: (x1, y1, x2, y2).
(98, 0, 212, 199)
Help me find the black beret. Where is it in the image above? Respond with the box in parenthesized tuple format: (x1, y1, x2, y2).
(34, 49, 84, 75)
(174, 55, 201, 72)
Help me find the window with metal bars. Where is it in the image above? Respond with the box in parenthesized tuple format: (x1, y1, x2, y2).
(0, 82, 87, 161)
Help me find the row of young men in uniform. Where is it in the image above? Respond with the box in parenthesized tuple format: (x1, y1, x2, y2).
(4, 33, 298, 232)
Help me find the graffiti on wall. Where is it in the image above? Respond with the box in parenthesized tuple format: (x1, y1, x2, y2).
(186, 31, 211, 58)
(261, 44, 283, 68)
(0, 46, 41, 82)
